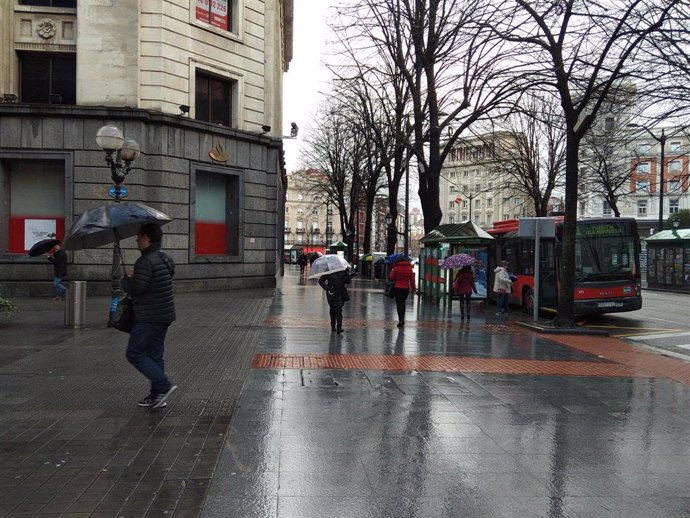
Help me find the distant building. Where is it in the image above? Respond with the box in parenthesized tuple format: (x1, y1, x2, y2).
(578, 128, 690, 236)
(439, 132, 533, 229)
(283, 169, 342, 254)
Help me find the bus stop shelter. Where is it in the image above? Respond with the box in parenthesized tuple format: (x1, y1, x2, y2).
(645, 228, 690, 291)
(419, 221, 495, 306)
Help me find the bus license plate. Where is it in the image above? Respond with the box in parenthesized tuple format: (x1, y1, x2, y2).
(598, 302, 622, 308)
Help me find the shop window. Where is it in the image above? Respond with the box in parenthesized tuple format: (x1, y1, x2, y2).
(19, 54, 76, 105)
(195, 72, 235, 126)
(194, 170, 240, 256)
(2, 160, 66, 254)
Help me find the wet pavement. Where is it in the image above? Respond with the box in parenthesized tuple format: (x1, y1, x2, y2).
(2, 268, 690, 517)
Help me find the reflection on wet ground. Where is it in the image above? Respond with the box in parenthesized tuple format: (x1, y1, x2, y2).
(203, 268, 690, 518)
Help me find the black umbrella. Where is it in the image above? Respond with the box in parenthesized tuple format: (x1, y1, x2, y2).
(63, 201, 172, 251)
(27, 238, 60, 257)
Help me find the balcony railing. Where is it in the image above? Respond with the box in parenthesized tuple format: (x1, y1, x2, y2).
(296, 228, 305, 233)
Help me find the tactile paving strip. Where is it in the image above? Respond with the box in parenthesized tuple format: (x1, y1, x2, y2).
(264, 315, 517, 333)
(251, 353, 645, 378)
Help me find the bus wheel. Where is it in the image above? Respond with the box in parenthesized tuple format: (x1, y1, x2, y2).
(523, 288, 534, 314)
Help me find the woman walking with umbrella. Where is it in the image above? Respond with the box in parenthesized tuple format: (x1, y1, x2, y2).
(453, 265, 477, 320)
(311, 255, 352, 333)
(389, 256, 416, 327)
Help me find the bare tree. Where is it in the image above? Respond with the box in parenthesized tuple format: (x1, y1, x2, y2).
(299, 103, 358, 254)
(489, 0, 688, 326)
(473, 93, 566, 217)
(334, 0, 527, 234)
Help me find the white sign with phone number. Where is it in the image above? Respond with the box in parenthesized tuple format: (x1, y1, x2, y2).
(25, 219, 56, 250)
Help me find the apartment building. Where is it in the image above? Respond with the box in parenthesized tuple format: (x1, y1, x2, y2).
(283, 168, 342, 254)
(578, 128, 690, 236)
(0, 0, 293, 294)
(439, 133, 532, 229)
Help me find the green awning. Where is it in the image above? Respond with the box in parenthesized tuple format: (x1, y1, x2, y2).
(645, 229, 690, 242)
(420, 221, 494, 245)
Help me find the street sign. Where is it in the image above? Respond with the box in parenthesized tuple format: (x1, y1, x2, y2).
(517, 217, 556, 322)
(518, 217, 556, 238)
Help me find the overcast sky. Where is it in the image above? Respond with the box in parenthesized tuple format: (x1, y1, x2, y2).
(282, 0, 335, 173)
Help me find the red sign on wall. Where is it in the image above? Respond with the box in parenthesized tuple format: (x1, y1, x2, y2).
(196, 0, 228, 31)
(210, 0, 228, 30)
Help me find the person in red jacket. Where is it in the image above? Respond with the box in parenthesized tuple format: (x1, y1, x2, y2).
(388, 256, 416, 327)
(453, 265, 477, 320)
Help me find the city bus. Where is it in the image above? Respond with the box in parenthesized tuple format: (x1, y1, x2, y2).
(489, 217, 642, 316)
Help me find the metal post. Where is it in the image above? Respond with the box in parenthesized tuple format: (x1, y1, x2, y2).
(658, 128, 665, 231)
(109, 181, 123, 320)
(404, 148, 410, 257)
(533, 221, 541, 322)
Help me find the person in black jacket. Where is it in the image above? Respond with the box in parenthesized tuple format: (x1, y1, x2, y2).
(121, 223, 177, 410)
(47, 242, 68, 301)
(318, 267, 352, 333)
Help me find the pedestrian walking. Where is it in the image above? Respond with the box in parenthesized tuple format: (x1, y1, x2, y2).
(493, 260, 513, 316)
(121, 223, 177, 410)
(389, 256, 416, 327)
(453, 265, 477, 320)
(47, 242, 67, 301)
(318, 268, 352, 333)
(297, 252, 308, 275)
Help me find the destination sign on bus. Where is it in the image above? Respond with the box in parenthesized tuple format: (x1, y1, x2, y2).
(576, 222, 630, 238)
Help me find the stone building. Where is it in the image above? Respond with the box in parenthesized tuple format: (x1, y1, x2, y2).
(578, 128, 690, 236)
(0, 0, 293, 295)
(439, 132, 532, 229)
(283, 168, 342, 256)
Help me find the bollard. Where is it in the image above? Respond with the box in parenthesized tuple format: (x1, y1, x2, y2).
(65, 281, 86, 328)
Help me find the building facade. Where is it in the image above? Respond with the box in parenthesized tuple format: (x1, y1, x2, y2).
(439, 133, 532, 229)
(0, 0, 293, 295)
(579, 129, 690, 236)
(283, 168, 342, 255)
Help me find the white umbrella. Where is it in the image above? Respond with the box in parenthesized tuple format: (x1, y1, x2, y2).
(308, 255, 350, 279)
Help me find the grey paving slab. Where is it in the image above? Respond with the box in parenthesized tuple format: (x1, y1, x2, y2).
(3, 266, 690, 517)
(200, 267, 690, 518)
(0, 290, 272, 518)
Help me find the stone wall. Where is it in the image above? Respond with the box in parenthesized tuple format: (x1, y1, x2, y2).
(0, 105, 280, 296)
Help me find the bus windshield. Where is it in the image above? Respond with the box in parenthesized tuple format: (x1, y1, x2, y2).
(575, 236, 636, 282)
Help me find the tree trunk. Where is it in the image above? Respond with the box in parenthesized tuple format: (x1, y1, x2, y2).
(553, 135, 579, 327)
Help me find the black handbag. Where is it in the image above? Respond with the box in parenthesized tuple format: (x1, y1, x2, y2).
(109, 295, 135, 333)
(384, 281, 395, 299)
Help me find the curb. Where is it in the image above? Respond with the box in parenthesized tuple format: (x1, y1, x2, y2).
(516, 321, 610, 336)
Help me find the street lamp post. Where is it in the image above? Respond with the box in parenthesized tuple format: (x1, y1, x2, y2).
(95, 125, 140, 319)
